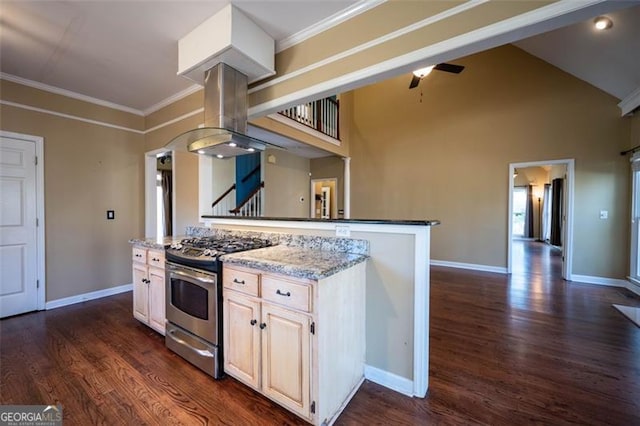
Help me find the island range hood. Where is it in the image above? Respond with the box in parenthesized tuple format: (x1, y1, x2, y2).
(165, 4, 280, 158)
(165, 63, 282, 158)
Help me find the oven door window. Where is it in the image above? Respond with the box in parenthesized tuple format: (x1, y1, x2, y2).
(170, 277, 208, 320)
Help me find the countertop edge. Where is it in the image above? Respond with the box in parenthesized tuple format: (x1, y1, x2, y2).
(221, 250, 368, 280)
(201, 216, 440, 226)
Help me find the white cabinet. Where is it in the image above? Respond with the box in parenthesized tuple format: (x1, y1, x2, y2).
(223, 262, 366, 425)
(132, 247, 165, 335)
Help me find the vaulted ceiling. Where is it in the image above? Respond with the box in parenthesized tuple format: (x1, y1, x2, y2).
(1, 0, 638, 116)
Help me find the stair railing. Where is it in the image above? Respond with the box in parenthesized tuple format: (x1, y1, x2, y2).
(211, 183, 236, 216)
(229, 181, 264, 216)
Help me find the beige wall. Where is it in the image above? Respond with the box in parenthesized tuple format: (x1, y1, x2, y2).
(349, 44, 630, 279)
(263, 148, 310, 217)
(0, 101, 144, 301)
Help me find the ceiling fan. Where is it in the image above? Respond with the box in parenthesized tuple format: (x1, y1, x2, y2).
(409, 63, 465, 89)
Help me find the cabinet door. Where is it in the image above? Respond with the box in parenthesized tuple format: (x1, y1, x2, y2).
(224, 292, 261, 389)
(132, 263, 149, 324)
(261, 303, 311, 419)
(148, 267, 166, 335)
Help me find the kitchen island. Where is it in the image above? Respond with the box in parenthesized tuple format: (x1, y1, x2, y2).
(201, 216, 439, 398)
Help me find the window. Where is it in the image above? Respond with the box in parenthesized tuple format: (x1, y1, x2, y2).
(512, 186, 527, 237)
(631, 154, 640, 282)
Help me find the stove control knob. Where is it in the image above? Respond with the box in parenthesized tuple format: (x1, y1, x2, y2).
(203, 249, 211, 256)
(175, 243, 182, 250)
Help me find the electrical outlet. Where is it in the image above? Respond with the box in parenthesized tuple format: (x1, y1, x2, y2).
(335, 225, 350, 237)
(599, 210, 608, 219)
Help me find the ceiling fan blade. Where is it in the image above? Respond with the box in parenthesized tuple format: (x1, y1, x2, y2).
(434, 63, 465, 74)
(409, 74, 421, 89)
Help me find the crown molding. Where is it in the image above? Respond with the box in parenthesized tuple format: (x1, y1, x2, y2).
(619, 86, 640, 116)
(275, 0, 387, 53)
(143, 83, 203, 116)
(0, 72, 144, 116)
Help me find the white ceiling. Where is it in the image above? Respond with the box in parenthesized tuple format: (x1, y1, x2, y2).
(0, 0, 358, 114)
(515, 3, 640, 102)
(1, 0, 638, 116)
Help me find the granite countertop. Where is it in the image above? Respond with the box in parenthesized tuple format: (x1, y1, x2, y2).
(221, 245, 368, 280)
(201, 215, 440, 226)
(128, 235, 185, 250)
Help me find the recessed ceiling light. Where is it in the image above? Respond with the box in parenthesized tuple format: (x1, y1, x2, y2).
(216, 154, 224, 159)
(197, 150, 205, 154)
(247, 148, 255, 152)
(594, 16, 613, 30)
(229, 142, 237, 147)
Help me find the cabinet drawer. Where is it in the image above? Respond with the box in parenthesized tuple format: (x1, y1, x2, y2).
(148, 250, 165, 269)
(223, 266, 259, 297)
(132, 247, 147, 264)
(261, 276, 311, 313)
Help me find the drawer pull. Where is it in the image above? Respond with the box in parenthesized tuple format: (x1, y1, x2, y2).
(152, 257, 160, 262)
(276, 289, 291, 297)
(135, 254, 142, 257)
(233, 278, 246, 285)
(250, 319, 257, 326)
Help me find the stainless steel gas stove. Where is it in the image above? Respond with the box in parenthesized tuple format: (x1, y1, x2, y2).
(165, 235, 272, 378)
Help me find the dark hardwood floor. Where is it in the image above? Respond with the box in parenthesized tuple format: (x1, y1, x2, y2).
(2, 247, 640, 425)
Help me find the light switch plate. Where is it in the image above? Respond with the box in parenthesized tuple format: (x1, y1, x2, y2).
(107, 210, 115, 220)
(600, 210, 608, 219)
(335, 225, 350, 237)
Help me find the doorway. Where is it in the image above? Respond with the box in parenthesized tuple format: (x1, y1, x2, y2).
(0, 131, 46, 317)
(508, 159, 574, 280)
(145, 150, 173, 238)
(310, 178, 338, 219)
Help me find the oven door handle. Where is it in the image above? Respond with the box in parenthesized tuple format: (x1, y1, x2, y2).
(170, 269, 216, 284)
(166, 328, 215, 358)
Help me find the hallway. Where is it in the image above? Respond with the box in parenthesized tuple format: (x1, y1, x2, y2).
(512, 239, 562, 278)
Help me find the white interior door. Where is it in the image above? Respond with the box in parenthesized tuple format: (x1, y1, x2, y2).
(0, 136, 38, 318)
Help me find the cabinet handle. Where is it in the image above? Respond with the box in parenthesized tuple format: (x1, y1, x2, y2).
(259, 323, 266, 330)
(276, 289, 291, 297)
(233, 278, 245, 285)
(250, 319, 257, 326)
(135, 254, 142, 257)
(152, 257, 159, 262)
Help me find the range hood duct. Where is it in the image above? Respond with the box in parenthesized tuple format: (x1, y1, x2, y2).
(165, 63, 279, 158)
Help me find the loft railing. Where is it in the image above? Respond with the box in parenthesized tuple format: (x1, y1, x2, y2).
(230, 181, 264, 216)
(211, 183, 236, 216)
(278, 97, 339, 140)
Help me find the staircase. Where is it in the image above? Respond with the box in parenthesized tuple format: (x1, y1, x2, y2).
(212, 181, 264, 217)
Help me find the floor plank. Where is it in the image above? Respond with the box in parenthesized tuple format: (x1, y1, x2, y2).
(1, 240, 639, 425)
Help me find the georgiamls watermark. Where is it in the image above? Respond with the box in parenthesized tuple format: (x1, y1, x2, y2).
(0, 405, 62, 426)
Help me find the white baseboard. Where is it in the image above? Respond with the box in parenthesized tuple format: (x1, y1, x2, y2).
(364, 364, 414, 397)
(45, 283, 133, 310)
(431, 259, 508, 274)
(570, 275, 628, 288)
(625, 278, 640, 297)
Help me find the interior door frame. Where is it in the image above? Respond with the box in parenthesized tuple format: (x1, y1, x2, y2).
(1, 130, 46, 310)
(310, 178, 338, 219)
(144, 148, 174, 238)
(507, 159, 575, 280)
